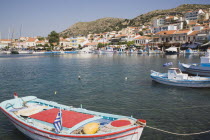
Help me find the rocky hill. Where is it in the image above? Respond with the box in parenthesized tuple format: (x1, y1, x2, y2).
(60, 17, 126, 37)
(60, 4, 210, 36)
(129, 4, 210, 26)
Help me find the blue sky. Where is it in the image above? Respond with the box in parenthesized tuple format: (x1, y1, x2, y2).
(0, 0, 209, 39)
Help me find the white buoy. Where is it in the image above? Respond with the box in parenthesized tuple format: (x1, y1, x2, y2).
(78, 75, 81, 80)
(125, 77, 128, 80)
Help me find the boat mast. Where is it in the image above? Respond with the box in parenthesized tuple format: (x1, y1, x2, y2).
(19, 24, 22, 49)
(8, 27, 10, 41)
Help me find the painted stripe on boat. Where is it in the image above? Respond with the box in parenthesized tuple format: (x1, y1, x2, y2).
(0, 107, 142, 138)
(151, 75, 210, 84)
(101, 132, 138, 140)
(7, 115, 58, 140)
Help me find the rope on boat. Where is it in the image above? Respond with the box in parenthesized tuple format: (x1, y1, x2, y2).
(146, 125, 210, 136)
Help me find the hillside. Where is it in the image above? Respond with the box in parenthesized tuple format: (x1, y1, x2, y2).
(129, 4, 210, 26)
(60, 17, 126, 37)
(60, 4, 210, 36)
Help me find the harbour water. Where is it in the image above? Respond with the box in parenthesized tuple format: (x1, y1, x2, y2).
(0, 53, 210, 140)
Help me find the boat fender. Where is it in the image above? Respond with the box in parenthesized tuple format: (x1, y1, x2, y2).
(83, 122, 99, 134)
(136, 119, 146, 127)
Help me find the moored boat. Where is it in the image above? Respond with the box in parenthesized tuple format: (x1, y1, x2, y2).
(18, 50, 34, 54)
(179, 49, 210, 76)
(165, 46, 178, 55)
(151, 68, 210, 87)
(0, 94, 146, 140)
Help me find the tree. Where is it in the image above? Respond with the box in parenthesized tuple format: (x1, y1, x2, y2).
(78, 44, 82, 49)
(48, 31, 59, 46)
(44, 43, 49, 47)
(38, 37, 45, 41)
(183, 21, 187, 29)
(198, 14, 205, 24)
(97, 43, 104, 49)
(63, 35, 68, 39)
(127, 41, 135, 47)
(139, 31, 144, 36)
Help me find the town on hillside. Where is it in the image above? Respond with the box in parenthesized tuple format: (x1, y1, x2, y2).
(0, 8, 210, 54)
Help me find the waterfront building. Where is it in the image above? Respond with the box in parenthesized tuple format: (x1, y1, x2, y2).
(35, 40, 46, 46)
(83, 42, 98, 51)
(0, 39, 12, 44)
(59, 38, 70, 47)
(172, 30, 192, 43)
(26, 38, 38, 47)
(69, 36, 87, 48)
(187, 31, 199, 42)
(196, 27, 210, 43)
(156, 30, 177, 43)
(16, 42, 27, 49)
(134, 36, 152, 46)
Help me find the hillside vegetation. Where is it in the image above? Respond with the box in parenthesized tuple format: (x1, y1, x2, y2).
(61, 18, 125, 37)
(60, 4, 210, 36)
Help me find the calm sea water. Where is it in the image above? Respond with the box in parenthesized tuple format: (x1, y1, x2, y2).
(0, 53, 210, 140)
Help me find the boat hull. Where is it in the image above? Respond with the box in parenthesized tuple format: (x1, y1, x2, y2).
(151, 75, 210, 87)
(165, 51, 177, 55)
(99, 50, 116, 54)
(179, 63, 210, 77)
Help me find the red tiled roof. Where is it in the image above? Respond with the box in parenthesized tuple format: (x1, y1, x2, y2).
(156, 30, 176, 35)
(188, 31, 199, 36)
(36, 41, 44, 43)
(188, 21, 197, 25)
(60, 39, 69, 42)
(0, 39, 12, 41)
(202, 27, 210, 30)
(116, 34, 127, 38)
(27, 38, 36, 42)
(135, 36, 151, 39)
(174, 30, 190, 34)
(29, 108, 94, 128)
(85, 42, 98, 46)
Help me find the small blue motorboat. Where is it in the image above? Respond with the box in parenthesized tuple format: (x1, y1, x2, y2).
(0, 93, 146, 140)
(179, 49, 210, 76)
(151, 68, 210, 87)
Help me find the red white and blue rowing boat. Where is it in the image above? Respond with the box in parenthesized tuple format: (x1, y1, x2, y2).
(0, 93, 146, 140)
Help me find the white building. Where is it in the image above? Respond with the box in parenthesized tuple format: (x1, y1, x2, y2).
(152, 18, 165, 28)
(26, 38, 38, 47)
(134, 36, 152, 46)
(59, 38, 70, 47)
(185, 9, 205, 21)
(193, 25, 204, 31)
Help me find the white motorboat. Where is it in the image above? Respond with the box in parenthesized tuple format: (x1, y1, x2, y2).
(151, 68, 210, 87)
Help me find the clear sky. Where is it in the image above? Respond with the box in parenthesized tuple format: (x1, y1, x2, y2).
(0, 0, 209, 39)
